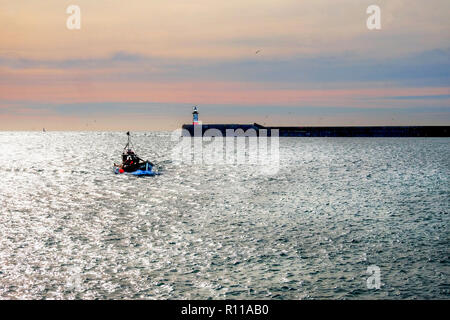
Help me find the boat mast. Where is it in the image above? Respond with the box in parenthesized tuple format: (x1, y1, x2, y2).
(124, 131, 132, 152)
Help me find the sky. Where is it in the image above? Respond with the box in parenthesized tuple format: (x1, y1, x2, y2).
(0, 0, 449, 130)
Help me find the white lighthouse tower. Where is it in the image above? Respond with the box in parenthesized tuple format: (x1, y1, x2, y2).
(192, 106, 199, 125)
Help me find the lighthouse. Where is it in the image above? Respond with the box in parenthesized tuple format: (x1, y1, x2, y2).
(192, 106, 199, 125)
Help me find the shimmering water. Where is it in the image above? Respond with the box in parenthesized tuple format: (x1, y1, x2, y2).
(0, 132, 448, 299)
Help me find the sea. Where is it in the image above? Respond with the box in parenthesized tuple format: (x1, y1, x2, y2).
(0, 131, 448, 299)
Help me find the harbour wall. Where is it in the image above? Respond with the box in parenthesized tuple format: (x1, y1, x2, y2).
(181, 124, 450, 137)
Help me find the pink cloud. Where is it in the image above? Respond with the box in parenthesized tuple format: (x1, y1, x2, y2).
(1, 81, 448, 107)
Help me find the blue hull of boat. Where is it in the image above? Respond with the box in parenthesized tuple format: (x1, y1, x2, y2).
(129, 169, 160, 176)
(114, 167, 160, 176)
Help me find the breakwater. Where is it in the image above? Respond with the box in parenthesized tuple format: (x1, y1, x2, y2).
(181, 123, 449, 137)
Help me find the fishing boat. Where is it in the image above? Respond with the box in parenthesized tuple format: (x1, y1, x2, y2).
(113, 132, 160, 176)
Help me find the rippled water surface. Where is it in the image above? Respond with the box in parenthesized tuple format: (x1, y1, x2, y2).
(0, 132, 449, 299)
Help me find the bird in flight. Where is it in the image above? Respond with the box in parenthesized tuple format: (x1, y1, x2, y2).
(255, 50, 261, 54)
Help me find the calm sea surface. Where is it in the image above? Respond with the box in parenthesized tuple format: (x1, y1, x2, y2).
(0, 132, 448, 299)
